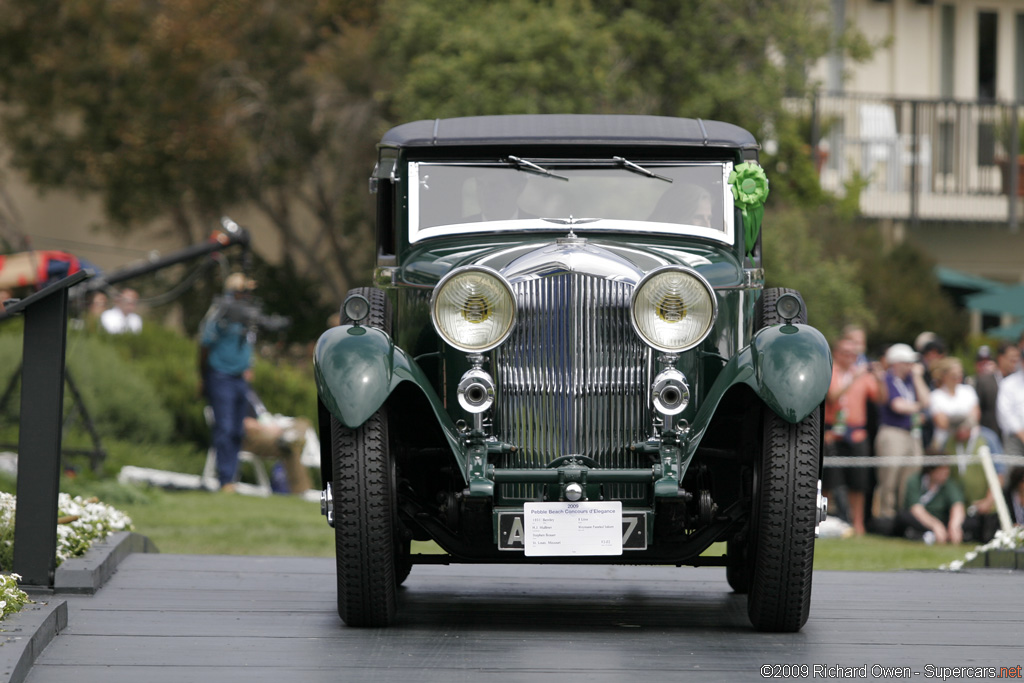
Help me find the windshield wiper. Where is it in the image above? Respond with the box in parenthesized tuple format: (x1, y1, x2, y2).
(507, 156, 569, 181)
(613, 156, 672, 183)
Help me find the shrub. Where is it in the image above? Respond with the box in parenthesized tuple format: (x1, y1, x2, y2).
(251, 357, 317, 423)
(0, 332, 174, 444)
(1, 315, 319, 461)
(105, 325, 208, 445)
(109, 322, 318, 442)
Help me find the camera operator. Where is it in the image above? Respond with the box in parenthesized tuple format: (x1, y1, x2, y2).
(199, 272, 289, 493)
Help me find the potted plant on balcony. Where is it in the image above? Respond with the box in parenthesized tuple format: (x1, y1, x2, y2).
(996, 114, 1024, 197)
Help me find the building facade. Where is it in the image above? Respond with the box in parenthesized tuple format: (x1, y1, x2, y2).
(803, 0, 1024, 338)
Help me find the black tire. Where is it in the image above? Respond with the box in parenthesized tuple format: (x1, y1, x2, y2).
(725, 537, 750, 594)
(747, 408, 819, 632)
(744, 286, 818, 631)
(394, 538, 412, 587)
(332, 410, 398, 627)
(340, 286, 411, 588)
(727, 288, 806, 595)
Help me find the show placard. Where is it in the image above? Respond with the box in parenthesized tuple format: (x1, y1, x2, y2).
(523, 501, 623, 556)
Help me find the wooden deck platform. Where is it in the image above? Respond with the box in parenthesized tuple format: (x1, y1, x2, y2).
(17, 553, 1024, 682)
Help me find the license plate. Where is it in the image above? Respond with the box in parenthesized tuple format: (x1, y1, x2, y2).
(498, 506, 647, 553)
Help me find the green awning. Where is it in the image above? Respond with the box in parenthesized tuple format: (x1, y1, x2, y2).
(983, 320, 1024, 341)
(935, 266, 1005, 293)
(964, 285, 1024, 317)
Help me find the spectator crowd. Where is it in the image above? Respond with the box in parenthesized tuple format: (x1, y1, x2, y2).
(822, 326, 1024, 545)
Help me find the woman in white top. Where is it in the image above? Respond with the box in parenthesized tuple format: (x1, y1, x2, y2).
(929, 357, 980, 453)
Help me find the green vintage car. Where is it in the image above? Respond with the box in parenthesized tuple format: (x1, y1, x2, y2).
(315, 115, 831, 632)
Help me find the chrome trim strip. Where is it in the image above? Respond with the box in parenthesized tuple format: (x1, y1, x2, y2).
(407, 161, 736, 245)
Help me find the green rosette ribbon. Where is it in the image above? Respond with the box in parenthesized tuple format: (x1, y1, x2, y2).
(729, 162, 769, 255)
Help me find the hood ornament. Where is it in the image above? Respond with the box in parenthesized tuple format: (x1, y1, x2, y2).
(557, 229, 586, 246)
(544, 215, 601, 227)
(546, 216, 597, 245)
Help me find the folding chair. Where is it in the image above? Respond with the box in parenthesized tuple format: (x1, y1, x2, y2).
(202, 405, 272, 496)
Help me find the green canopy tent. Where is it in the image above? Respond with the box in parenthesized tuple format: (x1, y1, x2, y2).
(964, 284, 1024, 341)
(935, 266, 1007, 295)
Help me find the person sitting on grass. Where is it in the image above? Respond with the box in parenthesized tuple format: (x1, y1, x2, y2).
(898, 464, 966, 545)
(240, 390, 313, 495)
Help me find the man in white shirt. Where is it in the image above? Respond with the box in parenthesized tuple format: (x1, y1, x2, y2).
(997, 361, 1024, 457)
(100, 288, 143, 334)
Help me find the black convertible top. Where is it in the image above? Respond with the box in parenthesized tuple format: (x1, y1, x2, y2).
(381, 114, 758, 150)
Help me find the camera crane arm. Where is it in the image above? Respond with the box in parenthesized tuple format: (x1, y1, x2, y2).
(79, 217, 251, 293)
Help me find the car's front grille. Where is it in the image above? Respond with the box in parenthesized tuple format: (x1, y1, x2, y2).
(493, 273, 652, 499)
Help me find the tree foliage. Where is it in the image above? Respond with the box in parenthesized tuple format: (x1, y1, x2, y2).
(0, 0, 382, 303)
(0, 0, 965, 348)
(763, 205, 874, 344)
(380, 0, 840, 139)
(766, 205, 968, 350)
(380, 0, 638, 120)
(825, 221, 968, 350)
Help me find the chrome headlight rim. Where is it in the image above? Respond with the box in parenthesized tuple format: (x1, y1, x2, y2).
(342, 293, 370, 324)
(430, 265, 517, 353)
(630, 265, 718, 353)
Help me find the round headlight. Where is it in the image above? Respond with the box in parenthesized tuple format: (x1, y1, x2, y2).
(631, 266, 717, 353)
(431, 266, 516, 352)
(342, 293, 370, 324)
(775, 293, 803, 323)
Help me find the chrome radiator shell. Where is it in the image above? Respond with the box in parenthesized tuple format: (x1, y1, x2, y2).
(493, 271, 653, 491)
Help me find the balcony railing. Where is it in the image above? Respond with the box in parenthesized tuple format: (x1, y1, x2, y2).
(798, 93, 1022, 230)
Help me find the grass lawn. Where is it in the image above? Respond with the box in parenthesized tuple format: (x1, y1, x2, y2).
(0, 429, 975, 572)
(109, 486, 973, 571)
(813, 535, 969, 571)
(119, 490, 335, 557)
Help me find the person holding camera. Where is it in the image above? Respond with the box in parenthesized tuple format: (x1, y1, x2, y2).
(199, 272, 259, 493)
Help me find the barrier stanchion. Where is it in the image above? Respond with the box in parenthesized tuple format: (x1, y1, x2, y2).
(2, 271, 90, 587)
(977, 446, 1013, 533)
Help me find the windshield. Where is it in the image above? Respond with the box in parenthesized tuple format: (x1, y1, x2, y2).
(408, 161, 734, 244)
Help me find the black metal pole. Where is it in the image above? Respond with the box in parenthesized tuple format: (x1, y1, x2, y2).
(12, 278, 79, 586)
(910, 100, 919, 228)
(1010, 105, 1020, 233)
(82, 226, 250, 292)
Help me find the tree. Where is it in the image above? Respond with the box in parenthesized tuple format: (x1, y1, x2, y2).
(0, 0, 382, 303)
(379, 0, 640, 121)
(833, 222, 968, 350)
(0, 0, 891, 335)
(380, 0, 841, 130)
(378, 0, 866, 208)
(763, 205, 874, 343)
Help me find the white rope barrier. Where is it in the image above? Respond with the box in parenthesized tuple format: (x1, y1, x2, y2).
(822, 446, 1022, 533)
(822, 453, 1024, 468)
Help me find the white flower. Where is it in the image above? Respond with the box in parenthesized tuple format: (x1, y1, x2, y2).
(941, 525, 1023, 570)
(0, 573, 29, 621)
(3, 492, 134, 572)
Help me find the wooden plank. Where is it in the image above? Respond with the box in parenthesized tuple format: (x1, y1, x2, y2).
(24, 559, 1024, 683)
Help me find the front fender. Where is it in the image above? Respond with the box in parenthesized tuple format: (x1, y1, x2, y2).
(314, 325, 463, 455)
(748, 323, 832, 423)
(685, 323, 830, 460)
